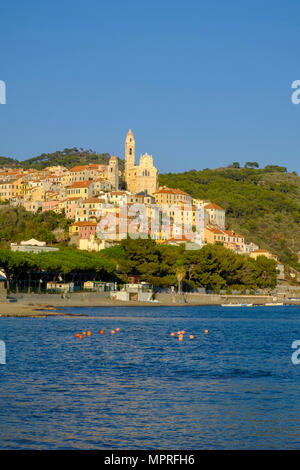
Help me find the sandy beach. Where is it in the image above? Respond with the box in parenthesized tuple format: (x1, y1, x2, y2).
(0, 294, 180, 317)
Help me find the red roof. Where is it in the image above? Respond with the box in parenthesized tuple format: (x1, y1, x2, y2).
(71, 221, 98, 227)
(69, 166, 89, 172)
(156, 187, 191, 196)
(204, 203, 225, 211)
(224, 230, 243, 238)
(82, 197, 102, 203)
(67, 181, 93, 188)
(205, 226, 224, 234)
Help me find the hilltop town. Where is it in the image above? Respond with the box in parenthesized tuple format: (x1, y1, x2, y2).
(0, 130, 285, 282)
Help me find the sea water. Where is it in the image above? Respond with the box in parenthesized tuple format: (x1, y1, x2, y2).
(0, 305, 300, 449)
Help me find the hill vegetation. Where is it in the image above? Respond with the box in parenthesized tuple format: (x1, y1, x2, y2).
(0, 156, 20, 168)
(0, 206, 71, 246)
(159, 165, 300, 270)
(0, 153, 299, 276)
(0, 239, 277, 294)
(100, 238, 277, 292)
(0, 148, 124, 171)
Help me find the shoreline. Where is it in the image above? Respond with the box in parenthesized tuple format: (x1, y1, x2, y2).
(0, 292, 300, 317)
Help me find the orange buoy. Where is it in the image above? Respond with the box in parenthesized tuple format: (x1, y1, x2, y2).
(87, 331, 91, 336)
(180, 330, 185, 334)
(100, 329, 104, 335)
(177, 331, 181, 335)
(83, 332, 86, 335)
(116, 328, 120, 332)
(170, 332, 175, 337)
(204, 329, 208, 334)
(190, 335, 194, 339)
(76, 334, 83, 339)
(111, 330, 115, 334)
(178, 334, 183, 341)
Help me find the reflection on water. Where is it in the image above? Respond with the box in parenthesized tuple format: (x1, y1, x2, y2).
(0, 305, 300, 449)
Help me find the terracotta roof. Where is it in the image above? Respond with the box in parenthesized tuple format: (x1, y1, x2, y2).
(205, 226, 224, 234)
(71, 221, 98, 227)
(82, 197, 102, 203)
(88, 164, 102, 169)
(156, 187, 191, 196)
(65, 197, 81, 201)
(69, 166, 89, 172)
(67, 181, 93, 188)
(204, 203, 225, 211)
(224, 230, 243, 238)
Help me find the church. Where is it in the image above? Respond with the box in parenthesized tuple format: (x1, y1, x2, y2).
(124, 129, 158, 196)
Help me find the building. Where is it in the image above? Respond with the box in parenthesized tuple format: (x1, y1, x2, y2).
(69, 221, 97, 239)
(115, 282, 154, 302)
(128, 191, 155, 206)
(154, 186, 193, 207)
(106, 155, 119, 190)
(249, 249, 278, 261)
(204, 226, 245, 253)
(204, 203, 226, 229)
(83, 281, 115, 291)
(124, 130, 158, 195)
(66, 181, 94, 199)
(11, 238, 59, 253)
(46, 282, 74, 293)
(78, 236, 116, 252)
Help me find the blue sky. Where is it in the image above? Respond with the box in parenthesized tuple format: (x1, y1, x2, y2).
(1, 0, 300, 174)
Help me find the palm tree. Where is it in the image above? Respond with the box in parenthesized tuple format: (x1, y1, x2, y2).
(176, 265, 186, 295)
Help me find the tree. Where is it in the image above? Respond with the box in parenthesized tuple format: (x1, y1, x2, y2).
(245, 162, 259, 168)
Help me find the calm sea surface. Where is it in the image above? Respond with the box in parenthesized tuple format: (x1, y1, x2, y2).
(1, 305, 300, 449)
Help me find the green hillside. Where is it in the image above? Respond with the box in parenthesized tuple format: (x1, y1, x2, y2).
(0, 156, 20, 168)
(159, 165, 300, 270)
(0, 148, 124, 171)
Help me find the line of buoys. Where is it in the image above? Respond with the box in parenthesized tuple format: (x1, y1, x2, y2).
(170, 330, 195, 340)
(170, 328, 209, 340)
(76, 328, 121, 340)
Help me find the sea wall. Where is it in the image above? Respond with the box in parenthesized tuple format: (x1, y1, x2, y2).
(11, 291, 300, 307)
(154, 293, 274, 305)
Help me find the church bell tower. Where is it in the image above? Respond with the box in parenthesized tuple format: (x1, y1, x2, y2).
(125, 129, 135, 187)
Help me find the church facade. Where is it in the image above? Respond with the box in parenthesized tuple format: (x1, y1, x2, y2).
(124, 129, 158, 196)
